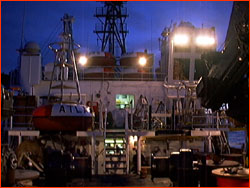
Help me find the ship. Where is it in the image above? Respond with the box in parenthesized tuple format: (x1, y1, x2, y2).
(32, 103, 92, 131)
(2, 1, 248, 187)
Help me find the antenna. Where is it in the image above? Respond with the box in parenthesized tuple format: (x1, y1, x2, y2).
(20, 2, 26, 50)
(17, 2, 26, 72)
(150, 17, 152, 53)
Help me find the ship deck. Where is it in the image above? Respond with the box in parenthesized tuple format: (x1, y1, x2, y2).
(35, 174, 173, 187)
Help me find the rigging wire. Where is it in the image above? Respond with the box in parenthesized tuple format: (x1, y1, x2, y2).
(41, 21, 61, 53)
(20, 2, 27, 50)
(41, 21, 61, 65)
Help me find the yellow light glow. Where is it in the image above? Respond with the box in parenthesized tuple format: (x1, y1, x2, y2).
(105, 139, 115, 143)
(79, 56, 87, 66)
(116, 139, 124, 144)
(139, 57, 147, 66)
(129, 136, 134, 145)
(133, 135, 138, 142)
(173, 34, 189, 46)
(196, 36, 215, 46)
(129, 135, 138, 145)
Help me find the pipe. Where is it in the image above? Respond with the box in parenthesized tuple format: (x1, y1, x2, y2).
(137, 136, 141, 174)
(91, 135, 96, 175)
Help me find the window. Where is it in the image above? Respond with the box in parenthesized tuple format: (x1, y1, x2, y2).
(116, 94, 134, 109)
(173, 58, 190, 80)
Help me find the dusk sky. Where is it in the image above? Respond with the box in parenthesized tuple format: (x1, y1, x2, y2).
(1, 1, 233, 73)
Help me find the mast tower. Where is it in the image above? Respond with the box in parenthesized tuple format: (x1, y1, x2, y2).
(94, 2, 128, 58)
(48, 14, 82, 103)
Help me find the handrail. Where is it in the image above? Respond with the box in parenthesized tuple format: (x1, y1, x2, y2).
(42, 65, 166, 81)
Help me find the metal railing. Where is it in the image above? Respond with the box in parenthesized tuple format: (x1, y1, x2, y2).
(191, 113, 233, 129)
(42, 65, 166, 81)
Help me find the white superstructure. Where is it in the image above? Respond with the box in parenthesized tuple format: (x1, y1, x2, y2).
(17, 21, 217, 127)
(160, 21, 216, 84)
(19, 42, 42, 94)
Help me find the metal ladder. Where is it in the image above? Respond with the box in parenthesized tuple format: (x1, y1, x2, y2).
(104, 133, 127, 175)
(216, 112, 231, 154)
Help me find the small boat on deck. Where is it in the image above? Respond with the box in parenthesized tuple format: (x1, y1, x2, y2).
(82, 52, 116, 79)
(120, 52, 153, 67)
(86, 52, 116, 66)
(120, 52, 154, 80)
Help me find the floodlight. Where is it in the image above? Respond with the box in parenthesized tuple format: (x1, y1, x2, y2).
(138, 57, 147, 66)
(196, 36, 215, 46)
(79, 56, 87, 66)
(173, 34, 189, 46)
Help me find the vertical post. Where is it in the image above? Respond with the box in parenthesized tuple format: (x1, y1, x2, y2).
(208, 132, 212, 153)
(148, 105, 152, 130)
(99, 102, 103, 129)
(137, 136, 141, 174)
(104, 116, 106, 140)
(10, 116, 13, 130)
(165, 100, 167, 128)
(125, 110, 128, 131)
(216, 111, 220, 129)
(171, 100, 175, 130)
(104, 108, 107, 129)
(126, 135, 129, 174)
(18, 134, 22, 145)
(130, 102, 133, 130)
(91, 134, 96, 175)
(177, 87, 181, 128)
(103, 137, 106, 174)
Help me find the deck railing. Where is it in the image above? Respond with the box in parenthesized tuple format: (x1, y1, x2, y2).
(42, 66, 166, 81)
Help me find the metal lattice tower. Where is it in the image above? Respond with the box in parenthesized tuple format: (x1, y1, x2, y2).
(94, 2, 128, 57)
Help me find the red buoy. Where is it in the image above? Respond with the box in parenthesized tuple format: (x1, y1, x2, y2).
(32, 103, 93, 131)
(216, 176, 249, 187)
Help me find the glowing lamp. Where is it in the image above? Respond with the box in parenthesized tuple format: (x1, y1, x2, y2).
(138, 57, 147, 66)
(79, 56, 87, 66)
(129, 135, 138, 145)
(173, 34, 189, 46)
(196, 36, 215, 46)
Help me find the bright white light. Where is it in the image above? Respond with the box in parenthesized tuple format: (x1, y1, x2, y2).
(196, 36, 215, 46)
(133, 135, 138, 142)
(129, 136, 134, 145)
(173, 34, 189, 46)
(79, 56, 87, 66)
(129, 135, 138, 145)
(139, 57, 147, 66)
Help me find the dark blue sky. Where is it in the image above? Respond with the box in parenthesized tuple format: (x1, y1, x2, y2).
(1, 1, 233, 73)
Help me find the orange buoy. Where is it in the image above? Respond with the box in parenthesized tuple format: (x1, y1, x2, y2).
(32, 103, 93, 131)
